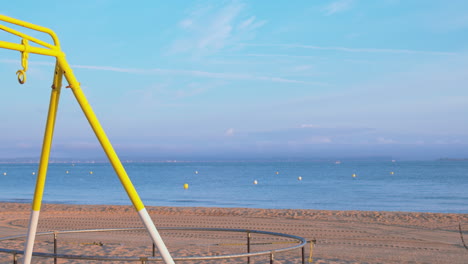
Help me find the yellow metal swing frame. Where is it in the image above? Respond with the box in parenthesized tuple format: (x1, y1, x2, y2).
(0, 15, 174, 264)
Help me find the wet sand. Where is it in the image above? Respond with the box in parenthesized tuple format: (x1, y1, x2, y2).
(0, 202, 467, 263)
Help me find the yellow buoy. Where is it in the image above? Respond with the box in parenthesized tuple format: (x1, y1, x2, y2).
(275, 171, 279, 175)
(183, 183, 189, 189)
(298, 176, 302, 181)
(352, 173, 357, 178)
(253, 180, 258, 185)
(89, 171, 93, 175)
(390, 172, 394, 175)
(66, 170, 69, 174)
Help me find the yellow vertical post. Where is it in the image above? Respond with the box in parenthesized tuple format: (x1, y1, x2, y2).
(56, 56, 175, 264)
(23, 63, 63, 264)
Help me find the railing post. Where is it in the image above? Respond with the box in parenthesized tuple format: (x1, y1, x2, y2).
(270, 251, 274, 264)
(152, 242, 155, 257)
(13, 252, 17, 264)
(247, 231, 251, 264)
(54, 231, 58, 264)
(302, 244, 305, 264)
(309, 239, 316, 263)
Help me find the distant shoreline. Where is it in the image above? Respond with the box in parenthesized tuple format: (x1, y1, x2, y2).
(438, 158, 468, 161)
(1, 158, 467, 164)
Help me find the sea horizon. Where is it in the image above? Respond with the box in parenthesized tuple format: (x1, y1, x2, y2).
(1, 155, 467, 164)
(1, 160, 467, 214)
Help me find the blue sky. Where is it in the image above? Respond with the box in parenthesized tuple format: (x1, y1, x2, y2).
(1, 0, 468, 160)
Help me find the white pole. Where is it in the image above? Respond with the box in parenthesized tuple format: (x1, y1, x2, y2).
(22, 210, 40, 264)
(138, 208, 175, 264)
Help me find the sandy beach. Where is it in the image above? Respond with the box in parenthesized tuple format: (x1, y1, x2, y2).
(0, 202, 467, 263)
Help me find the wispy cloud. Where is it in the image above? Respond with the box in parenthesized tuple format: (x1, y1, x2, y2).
(238, 16, 267, 31)
(174, 82, 214, 98)
(85, 65, 312, 84)
(240, 43, 456, 56)
(231, 126, 468, 148)
(305, 136, 332, 144)
(171, 1, 267, 55)
(242, 54, 319, 59)
(291, 65, 314, 72)
(300, 124, 321, 128)
(0, 60, 319, 85)
(323, 0, 354, 16)
(225, 128, 235, 136)
(376, 137, 397, 144)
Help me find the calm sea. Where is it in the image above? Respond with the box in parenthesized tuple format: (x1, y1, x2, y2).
(0, 161, 467, 213)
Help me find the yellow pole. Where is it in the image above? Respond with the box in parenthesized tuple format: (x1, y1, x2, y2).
(57, 56, 144, 210)
(56, 56, 175, 264)
(0, 40, 63, 57)
(0, 14, 174, 264)
(0, 14, 61, 47)
(23, 63, 63, 264)
(0, 24, 56, 50)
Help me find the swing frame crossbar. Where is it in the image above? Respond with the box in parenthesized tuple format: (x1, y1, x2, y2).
(0, 14, 175, 264)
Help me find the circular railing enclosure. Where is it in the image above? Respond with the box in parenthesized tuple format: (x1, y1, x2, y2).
(0, 227, 309, 263)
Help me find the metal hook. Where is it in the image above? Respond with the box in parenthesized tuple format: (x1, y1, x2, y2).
(17, 38, 29, 84)
(16, 70, 26, 84)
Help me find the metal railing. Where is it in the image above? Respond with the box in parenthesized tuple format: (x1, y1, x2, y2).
(0, 227, 312, 263)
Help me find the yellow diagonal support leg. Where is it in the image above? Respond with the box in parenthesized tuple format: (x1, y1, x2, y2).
(23, 63, 63, 264)
(57, 56, 175, 264)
